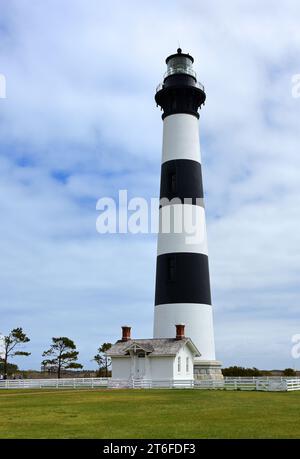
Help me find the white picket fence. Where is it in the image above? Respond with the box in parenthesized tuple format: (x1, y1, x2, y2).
(1, 376, 300, 391)
(229, 377, 286, 391)
(285, 379, 300, 391)
(108, 377, 300, 391)
(133, 377, 300, 391)
(0, 377, 108, 390)
(108, 379, 195, 389)
(214, 377, 300, 392)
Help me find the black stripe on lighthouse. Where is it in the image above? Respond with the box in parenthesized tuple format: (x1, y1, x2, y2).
(160, 159, 204, 206)
(155, 253, 212, 306)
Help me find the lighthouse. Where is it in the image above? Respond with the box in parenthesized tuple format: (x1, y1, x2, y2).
(153, 49, 222, 379)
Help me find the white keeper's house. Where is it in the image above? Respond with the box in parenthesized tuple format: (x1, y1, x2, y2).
(107, 325, 200, 382)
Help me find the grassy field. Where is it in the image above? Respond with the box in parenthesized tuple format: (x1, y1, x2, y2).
(0, 388, 300, 439)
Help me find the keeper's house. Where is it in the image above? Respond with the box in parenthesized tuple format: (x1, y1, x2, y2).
(107, 324, 200, 381)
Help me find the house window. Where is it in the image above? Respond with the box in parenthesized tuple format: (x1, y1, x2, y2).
(186, 357, 189, 373)
(177, 356, 181, 373)
(168, 256, 176, 282)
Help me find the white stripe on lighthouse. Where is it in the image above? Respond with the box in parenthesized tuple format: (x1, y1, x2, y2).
(157, 204, 208, 256)
(162, 114, 202, 164)
(154, 303, 216, 361)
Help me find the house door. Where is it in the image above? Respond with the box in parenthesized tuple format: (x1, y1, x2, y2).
(135, 355, 145, 378)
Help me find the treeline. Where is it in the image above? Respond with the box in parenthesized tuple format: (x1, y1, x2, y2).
(0, 327, 111, 380)
(222, 366, 297, 377)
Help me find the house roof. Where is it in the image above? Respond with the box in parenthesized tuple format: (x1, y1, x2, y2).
(106, 338, 200, 357)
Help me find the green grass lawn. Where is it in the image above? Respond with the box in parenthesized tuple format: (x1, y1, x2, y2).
(0, 388, 300, 439)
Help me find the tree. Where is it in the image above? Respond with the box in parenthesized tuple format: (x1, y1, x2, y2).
(41, 337, 83, 378)
(0, 328, 30, 379)
(283, 368, 296, 376)
(93, 343, 112, 377)
(222, 366, 262, 377)
(0, 361, 18, 375)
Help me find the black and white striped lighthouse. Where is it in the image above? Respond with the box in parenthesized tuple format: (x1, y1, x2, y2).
(153, 49, 222, 378)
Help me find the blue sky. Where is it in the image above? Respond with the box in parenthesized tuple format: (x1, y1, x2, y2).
(0, 0, 300, 370)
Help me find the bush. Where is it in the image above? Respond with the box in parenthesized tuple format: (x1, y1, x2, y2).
(283, 368, 296, 376)
(222, 366, 262, 377)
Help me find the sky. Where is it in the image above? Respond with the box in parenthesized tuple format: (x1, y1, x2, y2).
(0, 0, 300, 370)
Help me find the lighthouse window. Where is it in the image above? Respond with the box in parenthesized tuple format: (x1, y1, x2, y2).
(169, 172, 176, 193)
(186, 357, 189, 373)
(167, 256, 176, 282)
(177, 356, 181, 373)
(166, 56, 196, 79)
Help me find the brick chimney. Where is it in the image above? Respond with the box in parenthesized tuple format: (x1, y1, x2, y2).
(175, 324, 185, 340)
(121, 326, 131, 341)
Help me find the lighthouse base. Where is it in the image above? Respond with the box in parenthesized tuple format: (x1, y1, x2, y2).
(194, 360, 223, 381)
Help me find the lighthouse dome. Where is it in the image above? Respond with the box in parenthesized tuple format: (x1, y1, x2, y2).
(165, 48, 196, 80)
